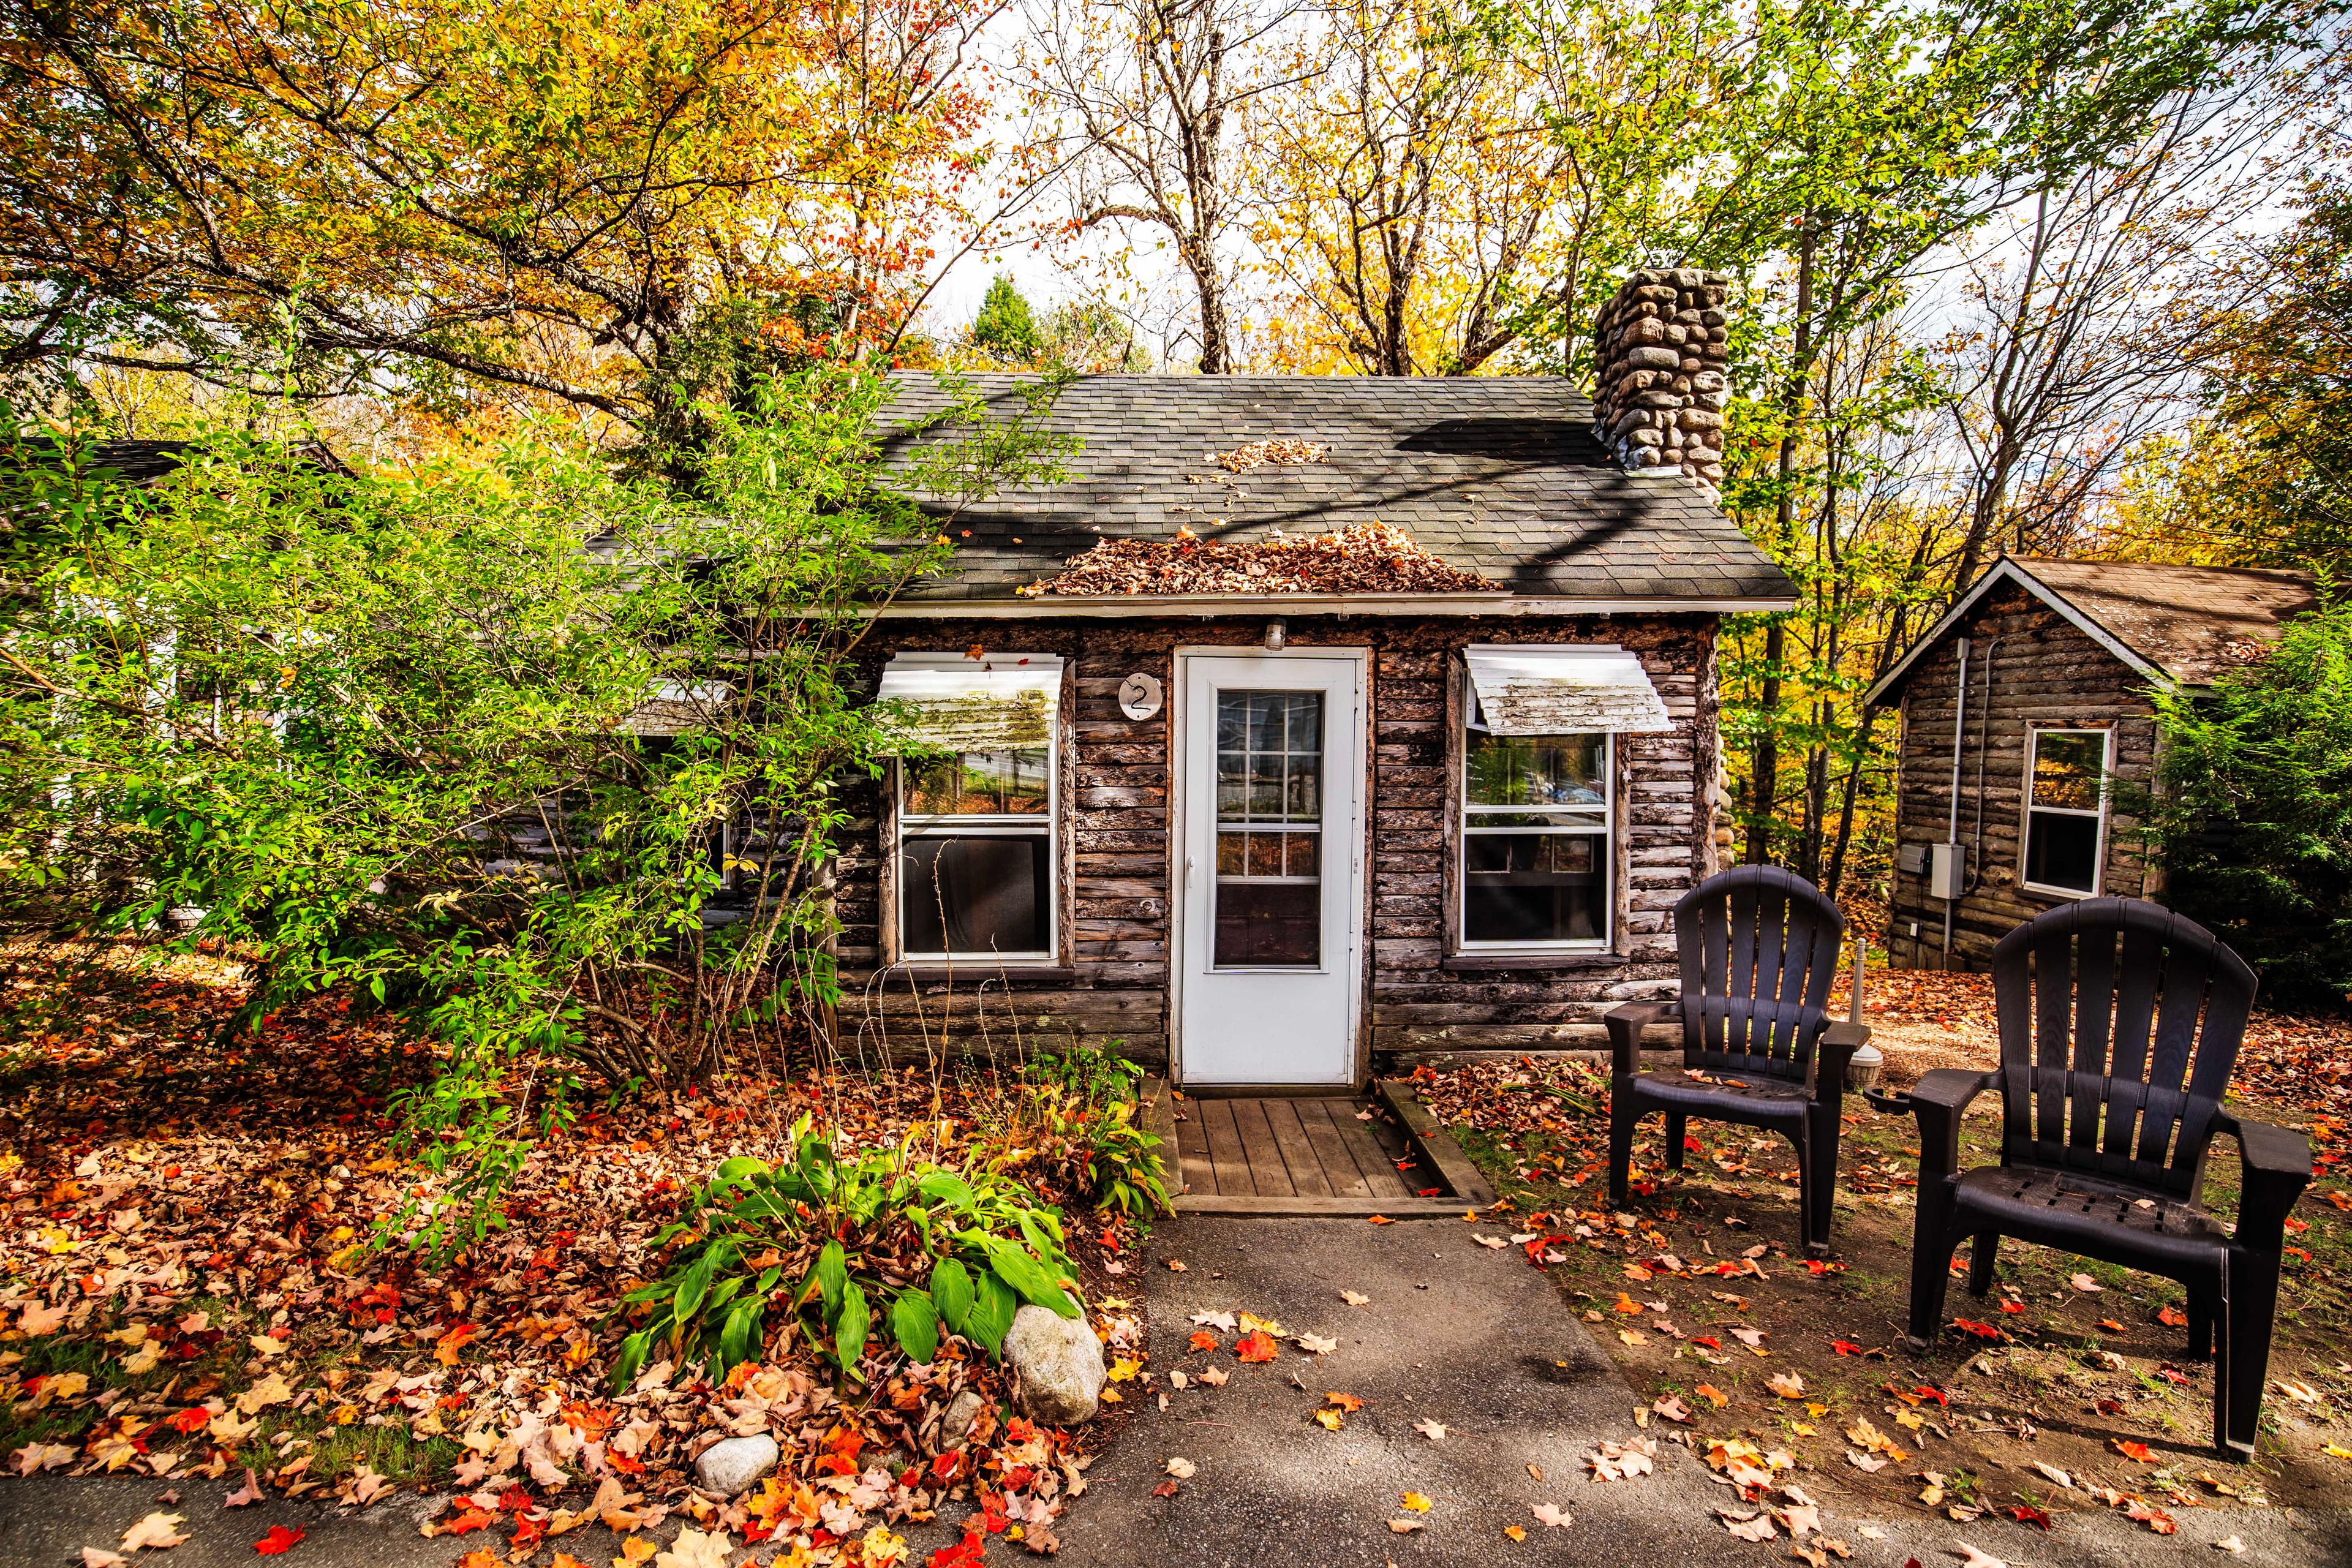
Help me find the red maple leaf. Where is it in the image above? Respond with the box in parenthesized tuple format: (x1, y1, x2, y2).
(167, 1406, 211, 1434)
(2007, 1504, 2051, 1530)
(1234, 1330, 1277, 1363)
(928, 1532, 987, 1568)
(2114, 1439, 2155, 1462)
(440, 1508, 496, 1536)
(1951, 1318, 2005, 1341)
(1829, 1340, 1864, 1356)
(254, 1525, 306, 1555)
(1188, 1330, 1219, 1352)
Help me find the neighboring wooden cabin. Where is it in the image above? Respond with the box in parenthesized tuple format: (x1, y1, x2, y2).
(823, 270, 1797, 1091)
(1863, 556, 2316, 972)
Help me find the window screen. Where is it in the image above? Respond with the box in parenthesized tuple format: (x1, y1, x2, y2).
(899, 745, 1055, 960)
(1461, 724, 1609, 948)
(2022, 729, 2106, 896)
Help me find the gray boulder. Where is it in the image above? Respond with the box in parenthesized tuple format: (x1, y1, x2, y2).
(693, 1433, 780, 1496)
(1001, 1305, 1105, 1427)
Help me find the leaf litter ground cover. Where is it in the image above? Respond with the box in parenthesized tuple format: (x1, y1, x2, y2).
(1411, 965, 2352, 1554)
(1, 940, 1150, 1566)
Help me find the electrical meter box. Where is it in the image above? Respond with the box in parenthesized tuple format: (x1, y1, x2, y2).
(1929, 842, 1967, 901)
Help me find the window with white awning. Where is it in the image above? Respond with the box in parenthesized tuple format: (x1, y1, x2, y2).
(1455, 645, 1671, 954)
(876, 653, 1064, 750)
(879, 653, 1065, 963)
(1463, 645, 1673, 735)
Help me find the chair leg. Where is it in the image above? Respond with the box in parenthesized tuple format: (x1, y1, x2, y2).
(2220, 1252, 2282, 1460)
(1967, 1233, 1999, 1297)
(1905, 1185, 1959, 1351)
(1664, 1112, 1688, 1171)
(2187, 1281, 2217, 1362)
(1608, 1091, 1639, 1208)
(1802, 1101, 1840, 1259)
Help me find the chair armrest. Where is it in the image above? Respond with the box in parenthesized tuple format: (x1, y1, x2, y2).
(2215, 1110, 2313, 1251)
(1604, 1000, 1673, 1080)
(1812, 1020, 1871, 1104)
(1906, 1068, 2000, 1179)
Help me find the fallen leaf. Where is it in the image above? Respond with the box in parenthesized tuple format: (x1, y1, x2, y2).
(1325, 1392, 1363, 1412)
(1385, 1519, 1423, 1534)
(1164, 1458, 1196, 1479)
(1766, 1372, 1806, 1399)
(1234, 1330, 1277, 1363)
(1413, 1419, 1448, 1441)
(1530, 1504, 1570, 1528)
(1718, 1510, 1777, 1542)
(1294, 1334, 1338, 1355)
(82, 1550, 128, 1568)
(1502, 1525, 1526, 1542)
(1952, 1543, 2008, 1568)
(2214, 1536, 2246, 1554)
(1313, 1409, 1344, 1431)
(2114, 1439, 2155, 1463)
(1340, 1291, 1370, 1306)
(1400, 1492, 1431, 1513)
(254, 1525, 306, 1555)
(121, 1513, 189, 1552)
(654, 1528, 735, 1568)
(2070, 1273, 2103, 1293)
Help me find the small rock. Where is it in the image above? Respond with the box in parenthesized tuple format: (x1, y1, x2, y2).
(1003, 1305, 1106, 1427)
(940, 1390, 987, 1447)
(694, 1433, 779, 1496)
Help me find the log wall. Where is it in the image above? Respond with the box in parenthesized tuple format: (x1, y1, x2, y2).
(832, 612, 1722, 1074)
(1884, 584, 2158, 971)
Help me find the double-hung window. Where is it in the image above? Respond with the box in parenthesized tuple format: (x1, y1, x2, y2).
(2021, 727, 2108, 898)
(881, 654, 1063, 963)
(1455, 646, 1674, 954)
(1461, 728, 1612, 947)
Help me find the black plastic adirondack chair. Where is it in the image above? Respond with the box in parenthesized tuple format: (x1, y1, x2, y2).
(1884, 899, 2311, 1459)
(1606, 866, 1868, 1257)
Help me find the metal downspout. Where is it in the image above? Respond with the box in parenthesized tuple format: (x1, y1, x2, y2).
(1969, 638, 2003, 892)
(1944, 638, 1971, 960)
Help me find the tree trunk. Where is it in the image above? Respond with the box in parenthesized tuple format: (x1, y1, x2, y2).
(1744, 218, 1820, 865)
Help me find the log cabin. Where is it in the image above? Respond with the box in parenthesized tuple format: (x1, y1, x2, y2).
(828, 268, 1796, 1091)
(1864, 555, 2317, 973)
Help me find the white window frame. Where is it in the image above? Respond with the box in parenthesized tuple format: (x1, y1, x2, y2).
(2019, 725, 2111, 900)
(1457, 706, 1615, 954)
(894, 690, 1060, 965)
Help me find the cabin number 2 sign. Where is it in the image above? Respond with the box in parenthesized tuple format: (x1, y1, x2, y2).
(1118, 673, 1164, 722)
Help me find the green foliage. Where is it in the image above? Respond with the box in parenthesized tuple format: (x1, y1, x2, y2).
(0, 368, 1073, 1249)
(1012, 1043, 1169, 1221)
(970, 276, 1043, 363)
(2148, 606, 2352, 1008)
(612, 1120, 1080, 1387)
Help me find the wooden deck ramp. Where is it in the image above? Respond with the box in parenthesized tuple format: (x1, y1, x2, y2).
(1148, 1081, 1494, 1218)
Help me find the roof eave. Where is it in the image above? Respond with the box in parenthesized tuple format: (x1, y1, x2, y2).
(871, 592, 1795, 619)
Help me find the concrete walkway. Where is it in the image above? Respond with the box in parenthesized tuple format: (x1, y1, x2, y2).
(7, 1215, 2348, 1567)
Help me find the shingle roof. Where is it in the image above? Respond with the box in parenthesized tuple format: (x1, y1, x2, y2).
(878, 374, 1792, 605)
(2008, 558, 2320, 685)
(1864, 555, 2322, 704)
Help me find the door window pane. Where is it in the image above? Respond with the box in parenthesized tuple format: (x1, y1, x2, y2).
(1463, 831, 1606, 944)
(900, 835, 1050, 956)
(1213, 690, 1322, 966)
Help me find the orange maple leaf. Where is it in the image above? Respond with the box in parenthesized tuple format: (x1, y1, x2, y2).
(1234, 1330, 1276, 1363)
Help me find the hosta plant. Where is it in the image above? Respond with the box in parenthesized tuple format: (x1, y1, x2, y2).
(612, 1117, 1080, 1389)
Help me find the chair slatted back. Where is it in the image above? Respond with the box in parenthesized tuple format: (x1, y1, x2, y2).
(1989, 899, 2256, 1197)
(1674, 867, 1845, 1082)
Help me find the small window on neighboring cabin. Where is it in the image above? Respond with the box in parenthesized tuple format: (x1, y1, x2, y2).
(880, 654, 1063, 963)
(1460, 722, 1611, 949)
(2022, 728, 2108, 897)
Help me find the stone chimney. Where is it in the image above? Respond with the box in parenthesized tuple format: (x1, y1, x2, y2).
(1588, 268, 1732, 491)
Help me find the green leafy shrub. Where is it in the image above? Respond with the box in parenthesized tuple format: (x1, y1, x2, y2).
(613, 1117, 1081, 1388)
(2149, 605, 2352, 1008)
(1000, 1044, 1167, 1220)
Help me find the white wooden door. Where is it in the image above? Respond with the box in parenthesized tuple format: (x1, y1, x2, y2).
(1175, 650, 1366, 1087)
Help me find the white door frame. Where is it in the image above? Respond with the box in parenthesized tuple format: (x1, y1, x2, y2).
(1169, 645, 1370, 1090)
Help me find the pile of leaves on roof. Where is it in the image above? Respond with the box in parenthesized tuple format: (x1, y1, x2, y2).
(0, 941, 1155, 1563)
(1214, 437, 1327, 473)
(1018, 520, 1488, 597)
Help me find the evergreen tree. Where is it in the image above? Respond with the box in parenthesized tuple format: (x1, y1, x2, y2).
(971, 275, 1043, 361)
